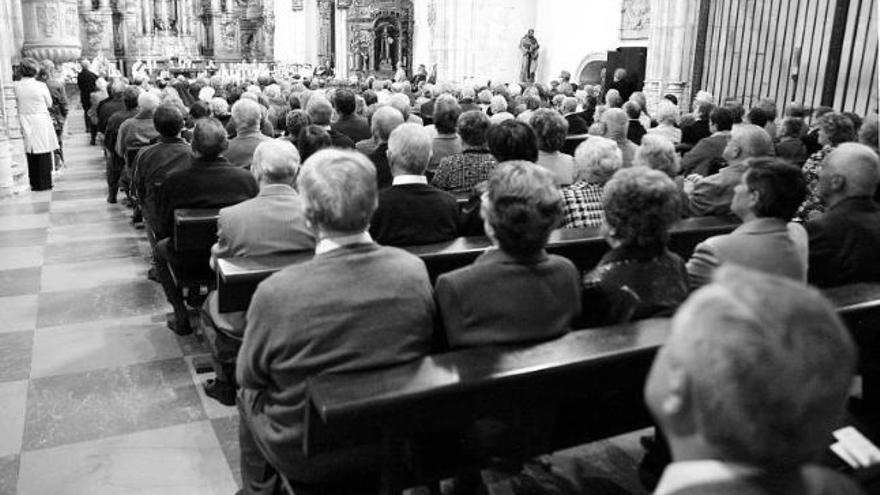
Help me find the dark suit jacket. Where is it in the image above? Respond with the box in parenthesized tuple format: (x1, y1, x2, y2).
(156, 155, 258, 241)
(328, 128, 355, 149)
(627, 119, 647, 145)
(681, 119, 711, 145)
(806, 196, 880, 287)
(420, 100, 435, 125)
(133, 137, 192, 226)
(96, 96, 125, 134)
(370, 182, 459, 246)
(681, 132, 730, 176)
(77, 70, 97, 107)
(565, 114, 589, 135)
(368, 142, 393, 189)
(436, 249, 581, 349)
(332, 114, 371, 143)
(663, 465, 864, 495)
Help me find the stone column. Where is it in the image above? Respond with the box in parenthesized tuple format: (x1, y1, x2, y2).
(643, 0, 701, 114)
(21, 0, 82, 62)
(80, 0, 115, 61)
(334, 1, 349, 77)
(0, 0, 27, 197)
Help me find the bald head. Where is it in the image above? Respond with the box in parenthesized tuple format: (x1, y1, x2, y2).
(388, 123, 432, 175)
(822, 142, 880, 201)
(252, 140, 301, 185)
(371, 106, 405, 143)
(724, 124, 773, 165)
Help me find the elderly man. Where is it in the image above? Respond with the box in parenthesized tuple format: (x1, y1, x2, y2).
(687, 158, 808, 289)
(223, 99, 272, 169)
(236, 149, 435, 494)
(77, 59, 98, 143)
(331, 88, 370, 143)
(429, 95, 463, 171)
(307, 94, 355, 149)
(602, 108, 638, 167)
(203, 140, 316, 405)
(390, 92, 422, 125)
(96, 78, 127, 137)
(370, 124, 459, 246)
(155, 118, 258, 335)
(368, 105, 406, 190)
(116, 92, 161, 208)
(806, 143, 880, 287)
(681, 107, 734, 177)
(646, 266, 862, 495)
(686, 124, 773, 217)
(103, 85, 140, 203)
(132, 103, 192, 247)
(132, 104, 192, 273)
(563, 97, 589, 136)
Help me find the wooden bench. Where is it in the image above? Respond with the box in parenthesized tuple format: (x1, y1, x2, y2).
(170, 208, 220, 300)
(216, 215, 741, 313)
(823, 283, 880, 410)
(304, 318, 669, 493)
(296, 285, 880, 493)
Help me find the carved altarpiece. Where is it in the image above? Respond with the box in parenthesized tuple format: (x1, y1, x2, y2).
(345, 0, 412, 77)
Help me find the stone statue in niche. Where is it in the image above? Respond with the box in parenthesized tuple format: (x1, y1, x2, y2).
(519, 29, 539, 83)
(621, 0, 650, 40)
(381, 26, 394, 63)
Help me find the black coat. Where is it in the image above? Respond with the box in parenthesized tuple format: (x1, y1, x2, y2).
(806, 196, 880, 287)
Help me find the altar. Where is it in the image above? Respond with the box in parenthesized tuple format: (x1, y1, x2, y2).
(344, 0, 412, 78)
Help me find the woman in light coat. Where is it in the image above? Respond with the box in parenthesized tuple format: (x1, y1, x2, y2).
(14, 58, 59, 191)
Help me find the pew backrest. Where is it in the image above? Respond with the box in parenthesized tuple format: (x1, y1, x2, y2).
(215, 215, 741, 312)
(174, 209, 220, 253)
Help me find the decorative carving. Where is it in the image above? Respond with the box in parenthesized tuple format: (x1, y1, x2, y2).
(337, 0, 351, 8)
(36, 4, 60, 37)
(621, 0, 650, 40)
(220, 17, 238, 51)
(291, 0, 302, 11)
(65, 6, 80, 37)
(83, 15, 106, 51)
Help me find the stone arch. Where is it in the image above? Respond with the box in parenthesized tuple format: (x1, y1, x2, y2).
(575, 52, 607, 85)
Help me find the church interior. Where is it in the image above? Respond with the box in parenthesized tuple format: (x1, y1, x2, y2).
(0, 0, 879, 494)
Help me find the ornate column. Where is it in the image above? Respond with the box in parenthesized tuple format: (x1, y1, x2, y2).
(0, 0, 27, 197)
(21, 0, 82, 62)
(80, 0, 115, 61)
(334, 0, 349, 77)
(644, 0, 701, 114)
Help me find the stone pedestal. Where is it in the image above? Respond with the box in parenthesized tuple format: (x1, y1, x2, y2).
(21, 0, 82, 62)
(643, 0, 700, 114)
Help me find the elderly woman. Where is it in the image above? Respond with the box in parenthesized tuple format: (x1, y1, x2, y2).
(531, 108, 575, 186)
(796, 112, 856, 221)
(488, 95, 514, 124)
(282, 109, 311, 149)
(430, 110, 497, 194)
(647, 99, 682, 144)
(15, 58, 59, 191)
(560, 136, 622, 228)
(602, 108, 638, 167)
(236, 148, 434, 494)
(429, 95, 463, 170)
(297, 124, 332, 162)
(487, 119, 538, 163)
(582, 167, 687, 326)
(775, 117, 809, 166)
(635, 134, 681, 178)
(435, 161, 581, 348)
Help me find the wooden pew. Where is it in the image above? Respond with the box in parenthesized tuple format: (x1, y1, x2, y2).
(304, 318, 669, 493)
(170, 208, 220, 298)
(216, 215, 741, 313)
(296, 285, 880, 493)
(822, 283, 880, 410)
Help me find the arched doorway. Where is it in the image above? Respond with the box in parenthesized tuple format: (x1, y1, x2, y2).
(576, 52, 607, 85)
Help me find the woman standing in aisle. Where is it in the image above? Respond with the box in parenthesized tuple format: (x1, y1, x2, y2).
(14, 57, 59, 191)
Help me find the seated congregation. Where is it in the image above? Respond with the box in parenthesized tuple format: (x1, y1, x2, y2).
(81, 61, 880, 495)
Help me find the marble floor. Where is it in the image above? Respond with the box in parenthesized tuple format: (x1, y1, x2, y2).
(0, 133, 241, 495)
(0, 132, 649, 495)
